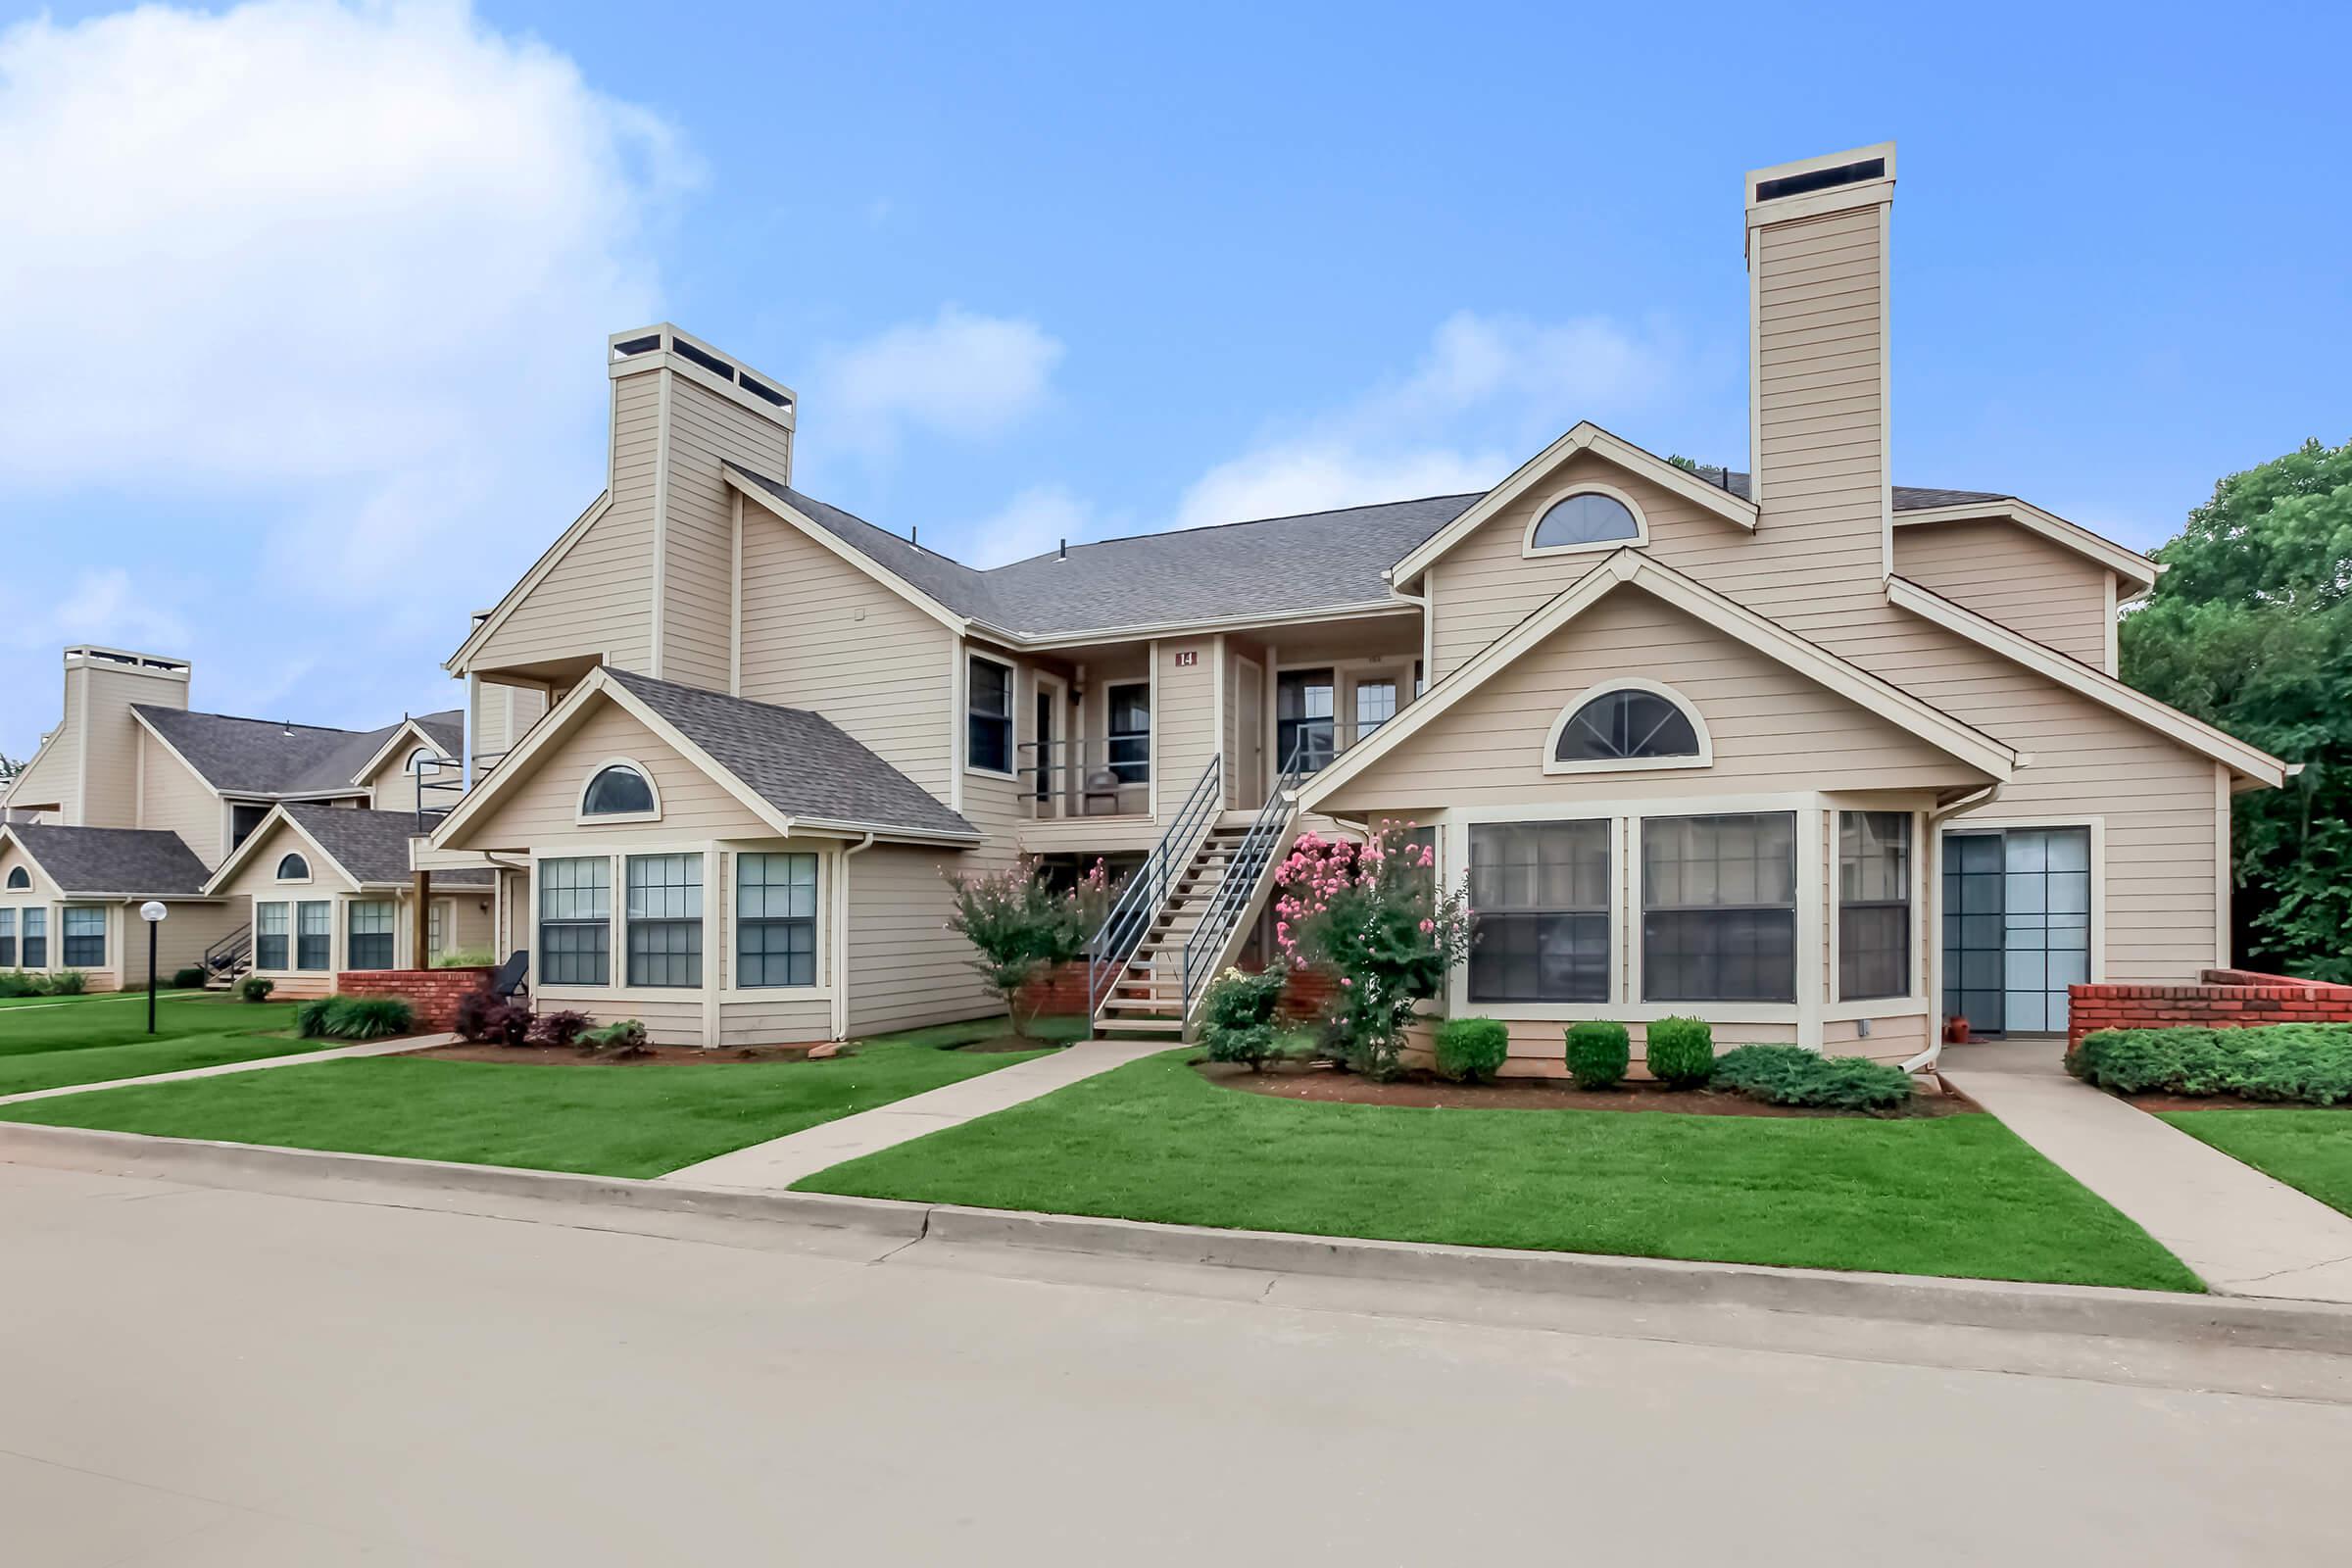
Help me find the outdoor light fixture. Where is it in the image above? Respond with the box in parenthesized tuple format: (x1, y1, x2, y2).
(139, 901, 168, 1035)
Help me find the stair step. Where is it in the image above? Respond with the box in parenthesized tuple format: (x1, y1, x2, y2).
(1094, 1018, 1187, 1034)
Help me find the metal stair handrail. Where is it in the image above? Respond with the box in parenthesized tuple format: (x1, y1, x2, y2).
(1179, 741, 1309, 1016)
(203, 921, 251, 977)
(1087, 755, 1222, 1017)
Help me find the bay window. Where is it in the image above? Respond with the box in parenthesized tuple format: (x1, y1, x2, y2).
(737, 853, 817, 988)
(348, 900, 397, 971)
(539, 858, 611, 987)
(967, 655, 1013, 774)
(1838, 811, 1911, 1001)
(296, 902, 332, 971)
(1468, 820, 1611, 1003)
(61, 906, 106, 968)
(254, 903, 288, 970)
(1642, 813, 1797, 1003)
(625, 854, 703, 988)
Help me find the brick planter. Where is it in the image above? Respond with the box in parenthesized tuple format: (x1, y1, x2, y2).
(334, 967, 496, 1032)
(1017, 960, 1336, 1022)
(2066, 969, 2352, 1051)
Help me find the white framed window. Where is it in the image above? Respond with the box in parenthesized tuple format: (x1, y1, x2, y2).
(1522, 483, 1646, 557)
(21, 908, 46, 967)
(348, 900, 397, 972)
(255, 902, 289, 970)
(0, 908, 13, 966)
(578, 760, 660, 822)
(1354, 677, 1398, 741)
(1544, 680, 1711, 775)
(1466, 821, 1611, 1004)
(1641, 813, 1798, 1004)
(274, 853, 312, 882)
(1838, 811, 1911, 1001)
(625, 854, 703, 988)
(60, 906, 105, 968)
(736, 853, 817, 988)
(4, 866, 28, 891)
(295, 901, 332, 971)
(967, 653, 1015, 774)
(539, 858, 612, 986)
(1105, 681, 1151, 785)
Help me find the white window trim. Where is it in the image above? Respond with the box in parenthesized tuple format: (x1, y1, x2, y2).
(720, 848, 830, 1000)
(272, 853, 314, 885)
(1521, 480, 1649, 560)
(1542, 677, 1714, 776)
(1103, 678, 1152, 789)
(1827, 808, 1927, 1012)
(58, 904, 108, 970)
(964, 650, 1019, 779)
(574, 758, 663, 826)
(1927, 816, 2106, 1038)
(4, 867, 28, 891)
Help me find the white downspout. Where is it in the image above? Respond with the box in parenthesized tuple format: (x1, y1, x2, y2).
(1903, 780, 2008, 1074)
(833, 833, 877, 1040)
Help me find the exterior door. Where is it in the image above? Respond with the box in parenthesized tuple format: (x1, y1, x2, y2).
(1236, 657, 1265, 801)
(1943, 827, 2092, 1035)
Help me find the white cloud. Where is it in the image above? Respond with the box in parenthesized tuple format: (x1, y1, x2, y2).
(1171, 309, 1688, 530)
(0, 567, 191, 658)
(0, 0, 687, 738)
(964, 484, 1092, 568)
(813, 306, 1064, 456)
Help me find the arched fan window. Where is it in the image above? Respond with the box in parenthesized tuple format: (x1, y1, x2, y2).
(5, 867, 28, 890)
(1546, 683, 1709, 773)
(275, 854, 311, 881)
(1528, 488, 1642, 553)
(581, 763, 657, 818)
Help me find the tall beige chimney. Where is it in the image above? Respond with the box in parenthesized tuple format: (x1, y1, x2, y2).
(58, 647, 191, 827)
(1741, 143, 1896, 627)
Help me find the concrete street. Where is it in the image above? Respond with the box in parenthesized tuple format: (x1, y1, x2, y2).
(3, 1160, 2348, 1566)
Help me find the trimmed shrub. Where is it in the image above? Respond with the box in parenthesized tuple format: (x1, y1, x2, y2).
(1644, 1015, 1715, 1089)
(48, 969, 86, 995)
(2069, 1024, 2352, 1105)
(451, 988, 512, 1044)
(1200, 967, 1289, 1071)
(169, 966, 208, 989)
(433, 949, 495, 969)
(1434, 1017, 1509, 1084)
(1565, 1020, 1631, 1091)
(581, 1019, 651, 1058)
(297, 997, 416, 1041)
(236, 975, 275, 1004)
(529, 1008, 594, 1050)
(1712, 1045, 1914, 1111)
(0, 970, 47, 998)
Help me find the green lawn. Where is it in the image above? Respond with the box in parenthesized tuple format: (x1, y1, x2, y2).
(0, 988, 207, 1010)
(798, 1051, 2200, 1292)
(0, 994, 321, 1096)
(0, 1015, 1074, 1177)
(2160, 1109, 2352, 1217)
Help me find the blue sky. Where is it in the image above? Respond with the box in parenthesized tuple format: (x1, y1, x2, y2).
(3, 0, 2348, 760)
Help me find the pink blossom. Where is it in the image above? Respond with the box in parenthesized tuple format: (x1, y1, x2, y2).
(1339, 977, 1352, 988)
(1419, 918, 1434, 934)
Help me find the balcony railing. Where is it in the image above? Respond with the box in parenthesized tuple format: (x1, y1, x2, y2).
(412, 750, 514, 833)
(1015, 738, 1152, 820)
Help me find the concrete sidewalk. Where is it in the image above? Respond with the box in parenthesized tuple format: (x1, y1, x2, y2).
(662, 1037, 1166, 1191)
(0, 1034, 455, 1108)
(1941, 1044, 2352, 1302)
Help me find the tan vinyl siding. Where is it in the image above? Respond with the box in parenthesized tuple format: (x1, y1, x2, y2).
(123, 901, 241, 987)
(1894, 519, 2111, 668)
(6, 727, 76, 818)
(737, 520, 956, 799)
(1152, 638, 1219, 807)
(136, 732, 223, 868)
(458, 700, 774, 850)
(469, 372, 663, 674)
(845, 842, 996, 1035)
(658, 374, 792, 691)
(1821, 1012, 1931, 1065)
(1324, 590, 1984, 813)
(472, 682, 551, 767)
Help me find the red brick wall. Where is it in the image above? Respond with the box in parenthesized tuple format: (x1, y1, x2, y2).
(1018, 960, 1335, 1020)
(334, 967, 495, 1032)
(2067, 971, 2352, 1050)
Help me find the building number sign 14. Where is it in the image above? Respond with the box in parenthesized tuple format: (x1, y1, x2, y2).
(1174, 651, 1198, 666)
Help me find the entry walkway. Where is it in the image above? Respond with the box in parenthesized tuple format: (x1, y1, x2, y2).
(0, 1035, 454, 1108)
(662, 1037, 1167, 1192)
(1941, 1042, 2352, 1302)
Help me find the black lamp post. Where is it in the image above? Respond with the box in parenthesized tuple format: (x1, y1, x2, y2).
(139, 901, 167, 1036)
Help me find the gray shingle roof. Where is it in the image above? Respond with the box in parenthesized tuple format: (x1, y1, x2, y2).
(730, 462, 2015, 641)
(4, 824, 214, 897)
(605, 668, 976, 841)
(278, 805, 491, 887)
(135, 708, 466, 797)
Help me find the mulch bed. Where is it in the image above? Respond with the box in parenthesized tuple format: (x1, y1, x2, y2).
(416, 1042, 830, 1066)
(1198, 1059, 1972, 1118)
(2114, 1092, 2350, 1113)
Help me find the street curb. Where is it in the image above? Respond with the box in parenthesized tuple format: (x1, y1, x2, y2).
(5, 1121, 2349, 1354)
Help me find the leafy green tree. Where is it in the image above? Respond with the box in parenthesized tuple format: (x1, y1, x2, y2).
(2121, 437, 2352, 979)
(943, 856, 1113, 1036)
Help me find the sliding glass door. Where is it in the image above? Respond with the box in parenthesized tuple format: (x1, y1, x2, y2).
(1942, 827, 2091, 1035)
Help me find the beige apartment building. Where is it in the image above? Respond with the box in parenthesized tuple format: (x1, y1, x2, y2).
(419, 143, 2283, 1072)
(0, 648, 490, 994)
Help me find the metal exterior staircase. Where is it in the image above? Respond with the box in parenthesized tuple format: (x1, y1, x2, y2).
(1088, 745, 1308, 1037)
(202, 923, 252, 989)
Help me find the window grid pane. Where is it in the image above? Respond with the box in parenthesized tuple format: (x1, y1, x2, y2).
(626, 855, 703, 988)
(296, 901, 331, 971)
(62, 906, 105, 968)
(1467, 821, 1611, 1004)
(0, 909, 13, 968)
(737, 853, 817, 989)
(255, 903, 288, 971)
(1642, 813, 1797, 1003)
(1838, 811, 1911, 1001)
(538, 858, 612, 987)
(969, 658, 1013, 773)
(348, 899, 396, 972)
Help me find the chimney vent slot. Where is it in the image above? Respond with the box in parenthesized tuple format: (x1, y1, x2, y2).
(671, 338, 737, 382)
(738, 372, 789, 409)
(612, 333, 662, 358)
(1754, 156, 1886, 205)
